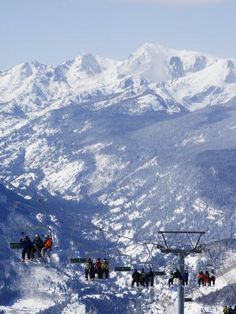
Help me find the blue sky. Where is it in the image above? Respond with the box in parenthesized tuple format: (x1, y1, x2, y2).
(0, 0, 235, 70)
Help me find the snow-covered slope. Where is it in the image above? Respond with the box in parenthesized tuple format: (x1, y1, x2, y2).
(1, 44, 236, 313)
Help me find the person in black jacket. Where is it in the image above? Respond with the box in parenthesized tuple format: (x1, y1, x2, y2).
(85, 258, 95, 280)
(147, 268, 155, 287)
(31, 234, 43, 260)
(168, 271, 174, 287)
(20, 233, 32, 262)
(139, 269, 146, 286)
(131, 269, 140, 287)
(173, 269, 182, 281)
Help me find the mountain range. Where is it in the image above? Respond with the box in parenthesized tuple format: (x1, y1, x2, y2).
(0, 43, 236, 313)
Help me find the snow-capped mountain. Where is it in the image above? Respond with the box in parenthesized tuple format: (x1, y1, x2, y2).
(0, 43, 236, 313)
(1, 43, 236, 115)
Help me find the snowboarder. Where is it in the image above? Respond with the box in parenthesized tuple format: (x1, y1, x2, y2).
(131, 269, 140, 287)
(19, 233, 32, 262)
(41, 235, 53, 257)
(31, 234, 43, 260)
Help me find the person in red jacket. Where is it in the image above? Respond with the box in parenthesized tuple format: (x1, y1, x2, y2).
(197, 271, 205, 287)
(94, 258, 102, 279)
(204, 271, 210, 287)
(42, 235, 53, 257)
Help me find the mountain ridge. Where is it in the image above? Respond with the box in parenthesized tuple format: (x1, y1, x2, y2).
(1, 43, 236, 116)
(1, 43, 236, 313)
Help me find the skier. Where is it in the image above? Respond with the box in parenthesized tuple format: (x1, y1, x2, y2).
(94, 258, 102, 279)
(197, 271, 205, 287)
(147, 268, 155, 287)
(209, 269, 216, 286)
(228, 306, 234, 314)
(31, 234, 43, 260)
(168, 271, 174, 287)
(131, 269, 140, 287)
(173, 268, 182, 283)
(181, 271, 189, 286)
(41, 235, 53, 257)
(101, 258, 109, 279)
(204, 271, 210, 287)
(139, 268, 146, 286)
(85, 258, 95, 280)
(223, 306, 229, 314)
(19, 233, 32, 262)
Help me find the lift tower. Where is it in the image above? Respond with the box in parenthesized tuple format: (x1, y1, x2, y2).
(158, 231, 206, 314)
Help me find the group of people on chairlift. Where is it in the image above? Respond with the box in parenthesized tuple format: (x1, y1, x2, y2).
(131, 268, 155, 287)
(168, 268, 216, 287)
(168, 269, 189, 287)
(197, 269, 216, 287)
(19, 232, 53, 262)
(223, 305, 236, 314)
(85, 257, 109, 280)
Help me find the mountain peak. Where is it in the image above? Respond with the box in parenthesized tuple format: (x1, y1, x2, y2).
(72, 53, 102, 75)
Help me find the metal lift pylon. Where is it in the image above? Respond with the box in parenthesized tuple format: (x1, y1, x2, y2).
(158, 231, 206, 314)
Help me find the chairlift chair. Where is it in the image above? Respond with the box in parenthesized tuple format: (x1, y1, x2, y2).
(70, 257, 89, 264)
(132, 261, 166, 276)
(154, 270, 166, 276)
(184, 287, 193, 302)
(206, 263, 214, 269)
(70, 249, 109, 264)
(9, 225, 52, 250)
(113, 253, 132, 272)
(10, 242, 22, 249)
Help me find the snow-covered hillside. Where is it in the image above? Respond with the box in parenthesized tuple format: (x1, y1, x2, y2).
(0, 44, 236, 313)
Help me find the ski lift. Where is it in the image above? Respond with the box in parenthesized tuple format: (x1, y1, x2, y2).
(9, 225, 52, 249)
(113, 253, 132, 272)
(70, 249, 109, 264)
(131, 257, 167, 276)
(154, 269, 166, 276)
(205, 263, 215, 272)
(70, 257, 88, 264)
(10, 242, 22, 249)
(132, 261, 152, 270)
(70, 249, 110, 280)
(9, 227, 53, 265)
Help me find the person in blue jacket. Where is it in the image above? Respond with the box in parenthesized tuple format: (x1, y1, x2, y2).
(20, 232, 32, 262)
(181, 271, 189, 286)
